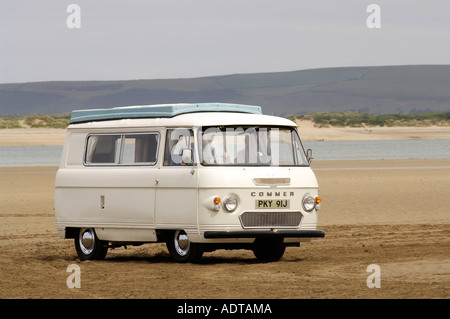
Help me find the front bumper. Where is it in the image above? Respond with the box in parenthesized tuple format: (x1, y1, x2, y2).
(203, 229, 325, 239)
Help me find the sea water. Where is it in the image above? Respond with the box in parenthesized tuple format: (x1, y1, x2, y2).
(0, 139, 449, 166)
(303, 139, 450, 161)
(0, 146, 62, 166)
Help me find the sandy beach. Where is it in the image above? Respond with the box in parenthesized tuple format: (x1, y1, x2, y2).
(0, 128, 67, 146)
(1, 120, 450, 146)
(296, 120, 450, 141)
(0, 160, 448, 299)
(0, 127, 449, 299)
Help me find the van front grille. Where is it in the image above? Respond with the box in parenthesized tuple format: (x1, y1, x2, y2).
(239, 211, 303, 228)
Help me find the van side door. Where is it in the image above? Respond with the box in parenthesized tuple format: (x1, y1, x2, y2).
(155, 128, 198, 235)
(73, 132, 160, 241)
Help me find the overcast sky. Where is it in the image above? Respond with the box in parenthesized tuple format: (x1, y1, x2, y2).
(1, 0, 449, 83)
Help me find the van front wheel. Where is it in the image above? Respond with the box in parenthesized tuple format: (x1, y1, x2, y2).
(74, 228, 108, 260)
(166, 230, 203, 263)
(252, 238, 286, 262)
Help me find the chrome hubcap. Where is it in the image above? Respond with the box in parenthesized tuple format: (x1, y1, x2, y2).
(174, 230, 190, 256)
(79, 228, 95, 255)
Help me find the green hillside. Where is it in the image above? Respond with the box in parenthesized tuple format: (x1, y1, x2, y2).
(1, 65, 449, 116)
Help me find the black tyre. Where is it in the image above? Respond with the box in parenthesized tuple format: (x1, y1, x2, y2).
(166, 230, 203, 263)
(252, 238, 286, 262)
(74, 227, 108, 260)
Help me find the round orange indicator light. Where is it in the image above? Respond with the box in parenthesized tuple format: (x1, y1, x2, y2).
(214, 197, 221, 204)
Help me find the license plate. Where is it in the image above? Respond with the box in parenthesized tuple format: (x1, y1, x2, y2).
(255, 199, 290, 209)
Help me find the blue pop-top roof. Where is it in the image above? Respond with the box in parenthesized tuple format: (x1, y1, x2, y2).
(70, 103, 262, 124)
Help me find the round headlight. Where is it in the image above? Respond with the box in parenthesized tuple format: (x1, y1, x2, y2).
(302, 194, 315, 212)
(223, 195, 238, 212)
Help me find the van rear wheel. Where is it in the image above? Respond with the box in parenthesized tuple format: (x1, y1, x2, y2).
(166, 230, 203, 263)
(74, 228, 108, 260)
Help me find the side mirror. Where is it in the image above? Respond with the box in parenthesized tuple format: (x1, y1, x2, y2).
(306, 149, 313, 164)
(181, 149, 193, 165)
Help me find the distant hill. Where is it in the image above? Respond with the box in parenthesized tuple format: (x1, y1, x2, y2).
(1, 65, 449, 116)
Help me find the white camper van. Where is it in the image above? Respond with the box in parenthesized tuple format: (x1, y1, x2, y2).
(55, 103, 324, 262)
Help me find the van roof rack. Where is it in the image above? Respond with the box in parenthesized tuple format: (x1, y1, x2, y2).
(70, 103, 262, 124)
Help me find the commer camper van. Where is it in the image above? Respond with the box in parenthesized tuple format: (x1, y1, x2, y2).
(55, 103, 325, 262)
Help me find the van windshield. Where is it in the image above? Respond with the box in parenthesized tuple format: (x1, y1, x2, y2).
(199, 126, 309, 166)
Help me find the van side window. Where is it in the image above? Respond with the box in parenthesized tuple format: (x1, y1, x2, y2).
(85, 135, 121, 164)
(85, 133, 159, 166)
(121, 134, 159, 165)
(164, 129, 195, 166)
